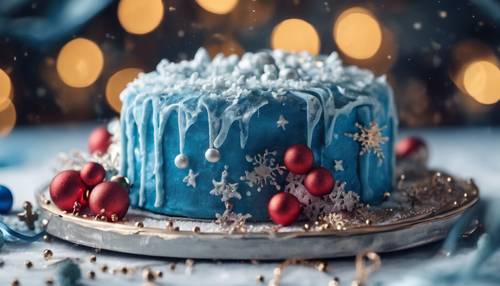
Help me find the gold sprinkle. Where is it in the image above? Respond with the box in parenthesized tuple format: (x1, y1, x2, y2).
(101, 265, 108, 272)
(365, 219, 372, 225)
(273, 267, 281, 276)
(464, 193, 468, 198)
(156, 270, 163, 278)
(43, 234, 51, 242)
(87, 271, 96, 280)
(173, 226, 180, 232)
(186, 259, 194, 267)
(165, 221, 174, 229)
(453, 201, 458, 206)
(90, 255, 97, 263)
(25, 260, 33, 269)
(329, 277, 340, 286)
(256, 274, 265, 283)
(45, 278, 54, 285)
(110, 214, 118, 222)
(135, 221, 144, 228)
(143, 269, 155, 282)
(192, 226, 200, 233)
(316, 262, 327, 272)
(121, 267, 128, 274)
(383, 192, 391, 199)
(169, 263, 176, 271)
(43, 249, 53, 260)
(44, 199, 51, 205)
(41, 219, 49, 227)
(303, 224, 310, 231)
(11, 279, 20, 286)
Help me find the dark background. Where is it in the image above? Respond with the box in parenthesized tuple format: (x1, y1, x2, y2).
(1, 0, 500, 131)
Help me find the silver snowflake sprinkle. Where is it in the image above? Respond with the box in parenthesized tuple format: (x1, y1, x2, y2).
(284, 173, 319, 206)
(214, 203, 252, 234)
(345, 122, 389, 164)
(334, 160, 344, 172)
(276, 115, 289, 130)
(323, 182, 360, 212)
(210, 166, 241, 202)
(240, 150, 286, 192)
(183, 169, 199, 188)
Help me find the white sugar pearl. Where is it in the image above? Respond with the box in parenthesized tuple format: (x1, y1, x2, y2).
(205, 148, 220, 163)
(174, 154, 189, 169)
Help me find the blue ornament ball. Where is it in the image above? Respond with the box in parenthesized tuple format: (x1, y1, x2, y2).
(0, 185, 13, 214)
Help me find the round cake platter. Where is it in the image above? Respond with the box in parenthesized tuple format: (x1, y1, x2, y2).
(36, 169, 479, 260)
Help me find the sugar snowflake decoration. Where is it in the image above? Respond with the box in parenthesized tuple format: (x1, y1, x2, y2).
(345, 122, 389, 164)
(240, 150, 286, 192)
(210, 166, 241, 202)
(284, 173, 360, 220)
(214, 203, 252, 234)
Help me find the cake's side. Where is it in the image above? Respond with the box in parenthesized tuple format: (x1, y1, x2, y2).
(119, 49, 397, 221)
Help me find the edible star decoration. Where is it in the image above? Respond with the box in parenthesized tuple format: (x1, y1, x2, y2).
(334, 160, 344, 172)
(276, 115, 289, 130)
(183, 169, 199, 188)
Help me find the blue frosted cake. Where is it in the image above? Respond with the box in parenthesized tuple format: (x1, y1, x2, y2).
(119, 49, 397, 221)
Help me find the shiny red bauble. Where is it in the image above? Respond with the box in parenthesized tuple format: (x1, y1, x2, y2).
(88, 127, 112, 155)
(396, 136, 428, 163)
(89, 182, 129, 221)
(304, 167, 335, 197)
(268, 192, 301, 226)
(49, 170, 88, 211)
(283, 144, 314, 174)
(80, 162, 106, 187)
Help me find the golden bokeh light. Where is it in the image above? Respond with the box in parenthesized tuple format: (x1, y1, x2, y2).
(57, 38, 104, 88)
(118, 0, 164, 35)
(334, 7, 382, 60)
(106, 68, 143, 113)
(463, 61, 500, 105)
(0, 69, 13, 112)
(0, 100, 16, 137)
(196, 0, 239, 15)
(271, 18, 320, 55)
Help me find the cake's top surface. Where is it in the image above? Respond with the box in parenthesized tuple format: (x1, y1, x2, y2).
(123, 48, 383, 101)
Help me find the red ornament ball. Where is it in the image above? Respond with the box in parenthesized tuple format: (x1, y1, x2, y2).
(283, 144, 314, 174)
(89, 182, 129, 221)
(80, 162, 106, 187)
(49, 170, 88, 211)
(268, 192, 301, 226)
(88, 127, 112, 155)
(304, 167, 335, 197)
(396, 136, 428, 163)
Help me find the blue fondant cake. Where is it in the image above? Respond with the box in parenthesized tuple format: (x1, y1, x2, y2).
(119, 49, 397, 221)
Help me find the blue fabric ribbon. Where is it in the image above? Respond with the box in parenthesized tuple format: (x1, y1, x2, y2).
(0, 220, 44, 244)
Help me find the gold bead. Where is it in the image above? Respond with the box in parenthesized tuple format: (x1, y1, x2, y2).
(383, 192, 391, 199)
(43, 234, 51, 242)
(43, 249, 53, 260)
(143, 269, 155, 281)
(169, 263, 177, 271)
(89, 255, 97, 263)
(25, 260, 33, 269)
(11, 279, 20, 286)
(101, 265, 108, 272)
(303, 224, 310, 231)
(166, 221, 174, 228)
(45, 278, 54, 285)
(256, 274, 265, 283)
(121, 267, 128, 274)
(192, 226, 200, 233)
(87, 271, 96, 279)
(135, 221, 144, 228)
(365, 219, 372, 225)
(156, 271, 163, 278)
(316, 262, 327, 272)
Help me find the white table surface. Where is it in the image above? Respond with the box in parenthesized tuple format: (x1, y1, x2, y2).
(0, 125, 499, 286)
